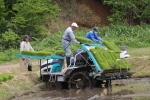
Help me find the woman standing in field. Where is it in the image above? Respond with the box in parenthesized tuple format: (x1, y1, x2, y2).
(20, 35, 34, 72)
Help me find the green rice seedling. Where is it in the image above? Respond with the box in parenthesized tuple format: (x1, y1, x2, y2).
(116, 61, 126, 69)
(103, 41, 120, 51)
(103, 52, 112, 60)
(95, 46, 105, 51)
(71, 44, 82, 53)
(35, 51, 51, 57)
(90, 49, 105, 62)
(109, 53, 116, 61)
(21, 50, 33, 55)
(0, 77, 4, 82)
(75, 36, 95, 44)
(21, 50, 51, 57)
(7, 74, 14, 79)
(99, 62, 110, 70)
(55, 50, 65, 55)
(113, 53, 120, 59)
(90, 48, 111, 69)
(1, 75, 9, 81)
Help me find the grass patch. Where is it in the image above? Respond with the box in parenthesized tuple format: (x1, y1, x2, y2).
(126, 56, 150, 77)
(0, 66, 44, 100)
(128, 47, 150, 57)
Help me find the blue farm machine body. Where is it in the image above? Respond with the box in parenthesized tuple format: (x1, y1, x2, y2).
(16, 44, 133, 89)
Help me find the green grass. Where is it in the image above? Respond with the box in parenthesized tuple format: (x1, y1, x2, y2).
(0, 66, 43, 100)
(128, 47, 150, 56)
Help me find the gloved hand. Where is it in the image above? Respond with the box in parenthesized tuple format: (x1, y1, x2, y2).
(80, 42, 83, 44)
(99, 41, 103, 44)
(84, 43, 90, 46)
(22, 57, 25, 60)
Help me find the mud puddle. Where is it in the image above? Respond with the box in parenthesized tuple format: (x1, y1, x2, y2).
(10, 78, 150, 100)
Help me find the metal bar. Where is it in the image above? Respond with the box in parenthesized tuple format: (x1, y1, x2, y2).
(16, 54, 65, 59)
(40, 59, 41, 79)
(47, 59, 49, 74)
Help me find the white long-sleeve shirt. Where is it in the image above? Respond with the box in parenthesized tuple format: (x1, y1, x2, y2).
(20, 41, 34, 51)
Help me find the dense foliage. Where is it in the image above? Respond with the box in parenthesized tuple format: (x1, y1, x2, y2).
(0, 0, 60, 51)
(102, 0, 150, 23)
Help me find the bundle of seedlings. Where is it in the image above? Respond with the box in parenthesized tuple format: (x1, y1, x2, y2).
(21, 50, 51, 57)
(75, 36, 95, 44)
(0, 74, 14, 82)
(103, 41, 120, 52)
(55, 50, 65, 55)
(90, 46, 130, 70)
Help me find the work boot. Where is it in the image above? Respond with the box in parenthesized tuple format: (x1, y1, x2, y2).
(66, 57, 70, 67)
(28, 65, 32, 71)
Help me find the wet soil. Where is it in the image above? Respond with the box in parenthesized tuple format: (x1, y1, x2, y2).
(9, 77, 150, 100)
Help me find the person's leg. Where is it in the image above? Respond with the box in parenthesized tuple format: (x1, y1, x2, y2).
(20, 58, 27, 72)
(62, 42, 71, 67)
(26, 58, 32, 71)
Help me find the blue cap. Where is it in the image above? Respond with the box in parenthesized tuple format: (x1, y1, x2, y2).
(93, 27, 99, 32)
(23, 35, 30, 38)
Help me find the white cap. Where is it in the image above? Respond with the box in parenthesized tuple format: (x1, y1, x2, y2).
(71, 22, 79, 27)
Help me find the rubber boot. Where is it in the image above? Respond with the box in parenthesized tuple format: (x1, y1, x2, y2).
(28, 65, 32, 71)
(66, 57, 70, 67)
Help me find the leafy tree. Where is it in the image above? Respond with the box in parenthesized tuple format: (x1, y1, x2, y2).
(0, 0, 9, 35)
(0, 0, 60, 50)
(102, 0, 150, 24)
(11, 0, 60, 37)
(1, 29, 19, 50)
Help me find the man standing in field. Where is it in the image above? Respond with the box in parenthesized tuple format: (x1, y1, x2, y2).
(20, 35, 34, 71)
(85, 27, 103, 43)
(62, 22, 82, 67)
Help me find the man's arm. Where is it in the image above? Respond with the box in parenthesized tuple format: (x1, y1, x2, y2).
(29, 42, 34, 51)
(20, 42, 24, 51)
(95, 33, 103, 42)
(69, 32, 80, 44)
(89, 32, 99, 42)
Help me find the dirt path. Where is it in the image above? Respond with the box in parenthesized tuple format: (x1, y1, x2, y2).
(0, 61, 44, 70)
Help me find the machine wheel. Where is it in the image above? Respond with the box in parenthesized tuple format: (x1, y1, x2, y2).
(68, 72, 91, 89)
(46, 82, 62, 90)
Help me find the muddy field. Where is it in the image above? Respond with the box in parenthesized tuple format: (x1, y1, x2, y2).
(9, 78, 150, 100)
